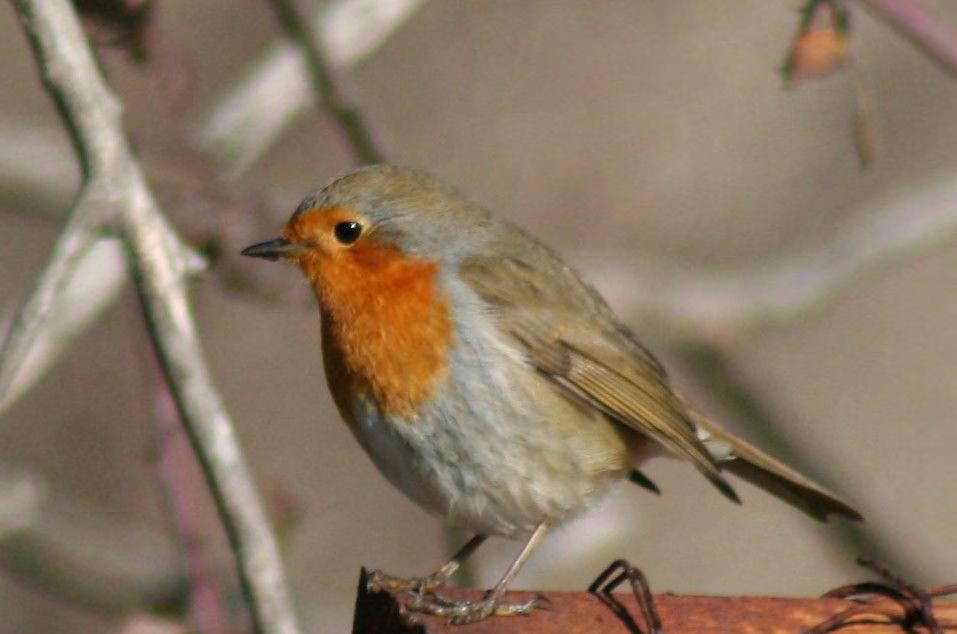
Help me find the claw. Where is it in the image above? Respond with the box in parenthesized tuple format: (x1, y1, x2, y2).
(405, 591, 541, 624)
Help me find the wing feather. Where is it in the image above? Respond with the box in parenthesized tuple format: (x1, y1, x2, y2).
(461, 248, 739, 502)
(524, 333, 739, 503)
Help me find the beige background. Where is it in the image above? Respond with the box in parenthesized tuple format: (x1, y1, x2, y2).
(1, 1, 956, 632)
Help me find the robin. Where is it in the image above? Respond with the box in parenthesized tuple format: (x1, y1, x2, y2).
(242, 165, 861, 625)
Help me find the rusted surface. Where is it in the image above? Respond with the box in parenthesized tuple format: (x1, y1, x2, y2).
(353, 569, 957, 633)
(352, 569, 427, 634)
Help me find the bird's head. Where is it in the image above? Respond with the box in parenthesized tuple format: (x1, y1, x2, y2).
(243, 164, 492, 271)
(242, 165, 492, 306)
(242, 166, 469, 415)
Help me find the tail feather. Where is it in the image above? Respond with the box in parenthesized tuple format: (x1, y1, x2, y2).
(688, 407, 862, 523)
(719, 438, 862, 522)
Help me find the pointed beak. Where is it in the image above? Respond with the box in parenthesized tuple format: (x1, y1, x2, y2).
(241, 237, 297, 261)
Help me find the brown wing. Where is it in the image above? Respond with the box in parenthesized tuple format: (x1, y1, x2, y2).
(460, 247, 739, 503)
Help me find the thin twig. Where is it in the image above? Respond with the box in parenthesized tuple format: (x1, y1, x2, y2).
(0, 201, 102, 409)
(267, 0, 385, 164)
(855, 0, 957, 78)
(7, 1, 302, 633)
(0, 236, 128, 416)
(196, 0, 425, 175)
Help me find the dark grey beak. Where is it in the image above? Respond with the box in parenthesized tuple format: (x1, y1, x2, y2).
(241, 238, 296, 261)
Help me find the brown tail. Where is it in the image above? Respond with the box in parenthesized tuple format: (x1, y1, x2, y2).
(689, 408, 862, 522)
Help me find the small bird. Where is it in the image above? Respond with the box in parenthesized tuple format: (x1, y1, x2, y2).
(242, 165, 861, 625)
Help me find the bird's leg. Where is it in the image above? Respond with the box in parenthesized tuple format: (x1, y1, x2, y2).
(367, 534, 487, 594)
(408, 520, 551, 625)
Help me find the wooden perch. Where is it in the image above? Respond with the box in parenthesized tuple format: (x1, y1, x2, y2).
(353, 569, 957, 633)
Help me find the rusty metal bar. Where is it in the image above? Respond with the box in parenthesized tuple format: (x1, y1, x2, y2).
(353, 568, 957, 633)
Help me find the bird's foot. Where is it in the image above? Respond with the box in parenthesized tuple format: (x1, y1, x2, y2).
(366, 569, 449, 594)
(407, 590, 544, 624)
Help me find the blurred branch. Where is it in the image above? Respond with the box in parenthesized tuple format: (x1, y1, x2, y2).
(0, 238, 128, 416)
(153, 383, 232, 634)
(678, 344, 923, 584)
(589, 170, 957, 346)
(0, 463, 184, 615)
(855, 0, 957, 78)
(6, 1, 301, 633)
(266, 0, 385, 164)
(196, 0, 426, 176)
(0, 207, 106, 409)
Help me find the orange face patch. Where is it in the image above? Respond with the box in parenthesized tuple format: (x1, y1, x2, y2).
(283, 206, 363, 251)
(287, 207, 454, 420)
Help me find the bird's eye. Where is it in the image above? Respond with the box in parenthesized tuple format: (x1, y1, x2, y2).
(333, 221, 362, 245)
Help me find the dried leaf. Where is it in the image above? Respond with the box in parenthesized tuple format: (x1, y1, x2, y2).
(783, 1, 851, 86)
(790, 27, 850, 83)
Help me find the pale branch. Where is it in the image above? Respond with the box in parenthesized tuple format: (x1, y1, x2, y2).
(196, 0, 427, 176)
(0, 203, 104, 411)
(855, 0, 957, 78)
(0, 237, 127, 416)
(7, 1, 302, 633)
(266, 0, 385, 164)
(585, 170, 957, 346)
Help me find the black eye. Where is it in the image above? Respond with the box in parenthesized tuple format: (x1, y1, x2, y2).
(334, 221, 362, 244)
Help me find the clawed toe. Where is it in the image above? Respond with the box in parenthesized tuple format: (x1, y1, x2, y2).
(368, 527, 548, 625)
(406, 591, 542, 624)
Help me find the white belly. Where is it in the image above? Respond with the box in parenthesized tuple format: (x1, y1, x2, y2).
(345, 359, 631, 538)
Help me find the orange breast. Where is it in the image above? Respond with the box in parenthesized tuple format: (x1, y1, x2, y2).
(301, 237, 454, 420)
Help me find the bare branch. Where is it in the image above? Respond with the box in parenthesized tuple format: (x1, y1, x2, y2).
(196, 0, 426, 175)
(0, 237, 127, 416)
(266, 0, 385, 164)
(7, 1, 302, 633)
(587, 171, 957, 345)
(855, 0, 957, 78)
(0, 198, 104, 412)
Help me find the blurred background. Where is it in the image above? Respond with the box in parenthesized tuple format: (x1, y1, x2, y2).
(1, 1, 956, 632)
